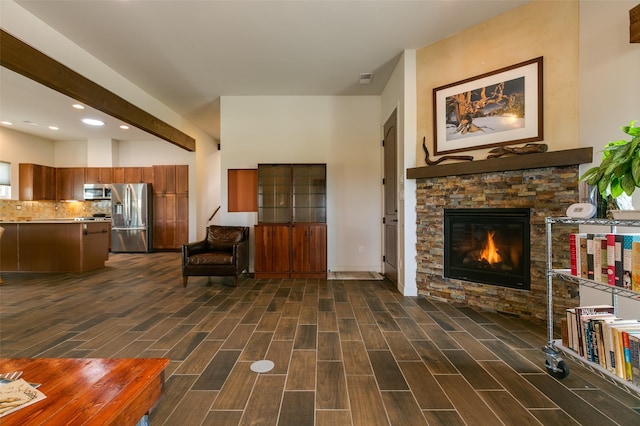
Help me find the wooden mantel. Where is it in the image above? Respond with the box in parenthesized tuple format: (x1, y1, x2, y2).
(632, 4, 640, 43)
(406, 147, 593, 180)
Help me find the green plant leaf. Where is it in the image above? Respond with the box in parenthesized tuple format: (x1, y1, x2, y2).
(621, 174, 636, 196)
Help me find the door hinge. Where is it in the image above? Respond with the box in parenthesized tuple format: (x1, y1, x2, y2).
(383, 255, 386, 262)
(382, 217, 386, 224)
(382, 178, 385, 185)
(382, 139, 385, 147)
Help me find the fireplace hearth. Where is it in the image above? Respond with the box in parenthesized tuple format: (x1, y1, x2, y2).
(444, 208, 530, 290)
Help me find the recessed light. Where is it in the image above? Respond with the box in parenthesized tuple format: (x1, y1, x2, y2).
(72, 104, 85, 110)
(120, 125, 130, 130)
(1, 121, 12, 126)
(82, 118, 105, 126)
(49, 126, 59, 130)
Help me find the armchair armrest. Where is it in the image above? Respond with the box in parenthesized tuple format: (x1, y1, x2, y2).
(182, 239, 209, 259)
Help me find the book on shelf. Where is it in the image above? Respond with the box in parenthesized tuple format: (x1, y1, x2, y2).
(610, 322, 640, 380)
(629, 332, 640, 385)
(568, 232, 640, 291)
(633, 241, 640, 292)
(573, 305, 616, 358)
(606, 233, 624, 287)
(0, 378, 46, 418)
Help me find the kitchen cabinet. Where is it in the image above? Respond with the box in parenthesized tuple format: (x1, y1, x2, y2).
(0, 221, 109, 273)
(18, 163, 56, 201)
(153, 193, 189, 250)
(56, 167, 85, 200)
(254, 164, 327, 279)
(84, 167, 113, 184)
(152, 165, 188, 194)
(152, 165, 188, 250)
(112, 167, 153, 183)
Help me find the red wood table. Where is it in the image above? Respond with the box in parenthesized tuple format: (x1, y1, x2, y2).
(0, 357, 169, 425)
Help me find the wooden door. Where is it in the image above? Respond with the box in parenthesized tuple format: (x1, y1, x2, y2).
(383, 110, 398, 284)
(292, 224, 326, 276)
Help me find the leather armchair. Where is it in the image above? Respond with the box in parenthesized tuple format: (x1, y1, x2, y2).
(181, 225, 249, 287)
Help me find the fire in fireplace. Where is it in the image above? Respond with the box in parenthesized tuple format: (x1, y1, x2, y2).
(443, 208, 530, 290)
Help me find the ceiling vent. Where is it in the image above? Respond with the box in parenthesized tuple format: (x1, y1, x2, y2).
(359, 73, 373, 84)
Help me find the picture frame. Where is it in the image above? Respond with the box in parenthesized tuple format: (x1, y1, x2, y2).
(433, 57, 543, 155)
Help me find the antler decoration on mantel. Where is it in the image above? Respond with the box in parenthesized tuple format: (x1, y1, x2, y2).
(422, 137, 474, 166)
(486, 143, 548, 159)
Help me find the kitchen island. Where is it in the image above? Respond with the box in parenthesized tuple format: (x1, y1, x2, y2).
(0, 220, 109, 273)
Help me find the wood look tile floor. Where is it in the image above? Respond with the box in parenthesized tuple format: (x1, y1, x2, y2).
(1, 252, 640, 425)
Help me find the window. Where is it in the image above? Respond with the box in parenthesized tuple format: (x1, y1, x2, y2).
(0, 161, 11, 199)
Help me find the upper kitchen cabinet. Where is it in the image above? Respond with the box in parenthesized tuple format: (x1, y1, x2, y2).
(56, 167, 85, 200)
(112, 167, 153, 183)
(19, 163, 56, 201)
(152, 165, 188, 194)
(84, 167, 113, 184)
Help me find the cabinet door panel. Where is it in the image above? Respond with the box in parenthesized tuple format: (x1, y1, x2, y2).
(176, 165, 188, 194)
(271, 225, 291, 273)
(254, 225, 271, 273)
(292, 225, 310, 273)
(308, 224, 327, 273)
(255, 225, 290, 273)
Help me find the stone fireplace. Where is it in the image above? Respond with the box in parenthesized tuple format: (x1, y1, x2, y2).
(407, 148, 592, 322)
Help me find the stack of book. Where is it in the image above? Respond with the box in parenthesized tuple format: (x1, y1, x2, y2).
(563, 304, 640, 384)
(569, 232, 640, 291)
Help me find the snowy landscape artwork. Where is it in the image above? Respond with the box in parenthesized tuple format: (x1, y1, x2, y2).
(433, 57, 543, 155)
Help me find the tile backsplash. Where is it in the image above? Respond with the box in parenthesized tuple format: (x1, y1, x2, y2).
(0, 199, 111, 220)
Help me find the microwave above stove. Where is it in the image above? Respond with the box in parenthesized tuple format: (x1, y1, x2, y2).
(84, 184, 112, 200)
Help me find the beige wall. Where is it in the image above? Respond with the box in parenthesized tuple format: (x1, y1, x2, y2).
(416, 0, 579, 164)
(219, 95, 382, 273)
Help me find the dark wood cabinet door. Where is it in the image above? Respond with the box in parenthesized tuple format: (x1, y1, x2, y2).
(255, 224, 290, 274)
(291, 225, 310, 273)
(57, 167, 84, 200)
(308, 224, 327, 273)
(254, 225, 271, 273)
(176, 194, 189, 247)
(85, 167, 113, 184)
(176, 165, 188, 194)
(292, 224, 326, 274)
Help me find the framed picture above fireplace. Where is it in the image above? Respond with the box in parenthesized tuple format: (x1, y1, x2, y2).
(433, 57, 543, 155)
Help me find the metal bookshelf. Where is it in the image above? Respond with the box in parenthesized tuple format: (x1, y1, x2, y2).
(543, 216, 640, 396)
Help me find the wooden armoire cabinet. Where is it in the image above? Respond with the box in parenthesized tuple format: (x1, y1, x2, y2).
(254, 164, 327, 279)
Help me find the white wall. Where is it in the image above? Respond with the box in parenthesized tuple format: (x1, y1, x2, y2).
(381, 50, 418, 296)
(0, 127, 55, 194)
(219, 96, 382, 273)
(579, 0, 640, 318)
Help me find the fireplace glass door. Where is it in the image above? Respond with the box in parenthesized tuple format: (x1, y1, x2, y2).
(444, 208, 530, 290)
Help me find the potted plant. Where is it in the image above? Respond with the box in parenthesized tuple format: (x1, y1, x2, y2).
(580, 121, 640, 216)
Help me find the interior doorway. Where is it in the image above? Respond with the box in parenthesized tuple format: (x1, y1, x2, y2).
(383, 110, 398, 284)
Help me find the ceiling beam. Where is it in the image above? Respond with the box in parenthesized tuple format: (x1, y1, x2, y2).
(0, 29, 195, 151)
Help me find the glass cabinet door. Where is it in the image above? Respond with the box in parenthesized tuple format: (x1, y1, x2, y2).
(258, 165, 291, 223)
(293, 164, 326, 223)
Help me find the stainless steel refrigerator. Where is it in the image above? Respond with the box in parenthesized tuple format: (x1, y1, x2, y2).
(111, 183, 153, 252)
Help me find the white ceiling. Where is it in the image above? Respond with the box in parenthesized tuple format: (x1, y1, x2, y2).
(1, 0, 529, 143)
